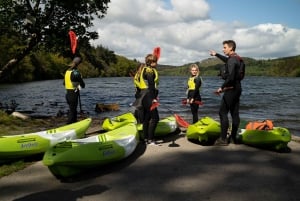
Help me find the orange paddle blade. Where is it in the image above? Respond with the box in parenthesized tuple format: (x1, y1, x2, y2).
(174, 114, 190, 128)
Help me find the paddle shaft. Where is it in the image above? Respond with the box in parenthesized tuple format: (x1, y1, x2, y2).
(157, 103, 190, 128)
(78, 90, 83, 113)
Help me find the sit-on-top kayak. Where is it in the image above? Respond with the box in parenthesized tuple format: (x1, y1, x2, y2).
(137, 116, 178, 138)
(238, 127, 291, 151)
(186, 116, 221, 144)
(102, 112, 137, 131)
(102, 112, 178, 137)
(0, 118, 92, 161)
(43, 122, 139, 178)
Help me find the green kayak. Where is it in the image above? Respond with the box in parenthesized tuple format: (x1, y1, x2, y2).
(0, 118, 92, 161)
(43, 122, 139, 178)
(186, 116, 221, 144)
(102, 112, 137, 131)
(138, 116, 178, 138)
(102, 112, 178, 137)
(238, 127, 291, 151)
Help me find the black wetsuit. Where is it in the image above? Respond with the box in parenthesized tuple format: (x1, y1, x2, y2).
(187, 76, 202, 123)
(216, 53, 242, 143)
(141, 67, 159, 142)
(65, 68, 85, 124)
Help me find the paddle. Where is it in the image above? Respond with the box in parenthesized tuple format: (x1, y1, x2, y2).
(68, 30, 77, 55)
(150, 101, 160, 111)
(78, 90, 83, 114)
(174, 114, 190, 128)
(213, 86, 234, 96)
(149, 100, 190, 128)
(153, 47, 161, 60)
(181, 99, 203, 106)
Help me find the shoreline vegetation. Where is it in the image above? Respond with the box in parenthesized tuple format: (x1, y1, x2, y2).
(0, 111, 300, 178)
(0, 48, 299, 83)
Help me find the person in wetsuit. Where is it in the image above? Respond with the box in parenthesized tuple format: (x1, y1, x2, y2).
(186, 64, 202, 123)
(209, 40, 242, 145)
(64, 57, 85, 124)
(133, 54, 159, 145)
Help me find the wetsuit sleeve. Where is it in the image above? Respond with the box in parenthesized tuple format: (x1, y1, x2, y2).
(221, 57, 238, 89)
(71, 70, 85, 88)
(215, 53, 228, 63)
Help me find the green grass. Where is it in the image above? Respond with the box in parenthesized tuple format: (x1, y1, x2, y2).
(0, 111, 64, 178)
(0, 160, 28, 178)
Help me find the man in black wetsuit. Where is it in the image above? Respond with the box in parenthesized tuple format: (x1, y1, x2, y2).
(209, 40, 242, 145)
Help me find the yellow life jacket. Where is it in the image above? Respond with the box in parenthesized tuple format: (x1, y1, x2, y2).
(64, 70, 75, 90)
(64, 69, 81, 90)
(134, 70, 141, 88)
(188, 76, 202, 90)
(137, 66, 159, 89)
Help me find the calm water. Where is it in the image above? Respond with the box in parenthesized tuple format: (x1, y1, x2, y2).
(0, 76, 299, 136)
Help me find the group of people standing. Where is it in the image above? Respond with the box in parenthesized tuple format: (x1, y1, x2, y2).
(64, 39, 242, 146)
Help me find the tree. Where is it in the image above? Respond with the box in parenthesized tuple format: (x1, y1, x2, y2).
(0, 0, 110, 80)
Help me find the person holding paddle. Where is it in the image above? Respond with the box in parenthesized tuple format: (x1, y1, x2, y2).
(133, 53, 159, 145)
(186, 64, 202, 123)
(64, 57, 85, 124)
(209, 40, 242, 145)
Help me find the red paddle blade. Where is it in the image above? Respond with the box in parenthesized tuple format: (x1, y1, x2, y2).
(174, 114, 190, 128)
(213, 90, 221, 96)
(150, 102, 160, 111)
(182, 99, 203, 105)
(194, 100, 203, 105)
(153, 47, 161, 61)
(68, 30, 77, 54)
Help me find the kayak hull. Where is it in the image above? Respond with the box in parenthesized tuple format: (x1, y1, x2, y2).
(43, 123, 139, 178)
(0, 118, 92, 161)
(186, 117, 221, 144)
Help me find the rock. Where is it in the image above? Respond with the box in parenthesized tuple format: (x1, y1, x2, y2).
(95, 103, 119, 113)
(11, 111, 30, 120)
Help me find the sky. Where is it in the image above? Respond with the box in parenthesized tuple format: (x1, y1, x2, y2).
(91, 0, 300, 66)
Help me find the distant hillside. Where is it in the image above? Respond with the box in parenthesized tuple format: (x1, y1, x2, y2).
(158, 55, 300, 77)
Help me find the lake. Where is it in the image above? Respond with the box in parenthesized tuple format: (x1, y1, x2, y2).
(0, 76, 299, 137)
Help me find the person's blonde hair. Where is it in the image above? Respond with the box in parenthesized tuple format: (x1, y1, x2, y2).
(189, 64, 200, 76)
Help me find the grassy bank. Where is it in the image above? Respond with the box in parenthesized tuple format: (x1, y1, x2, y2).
(0, 111, 102, 178)
(0, 111, 67, 178)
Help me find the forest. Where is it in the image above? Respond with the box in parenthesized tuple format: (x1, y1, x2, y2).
(0, 0, 299, 83)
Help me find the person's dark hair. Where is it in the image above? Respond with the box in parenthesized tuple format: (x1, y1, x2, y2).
(68, 57, 82, 68)
(145, 54, 158, 66)
(223, 40, 236, 51)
